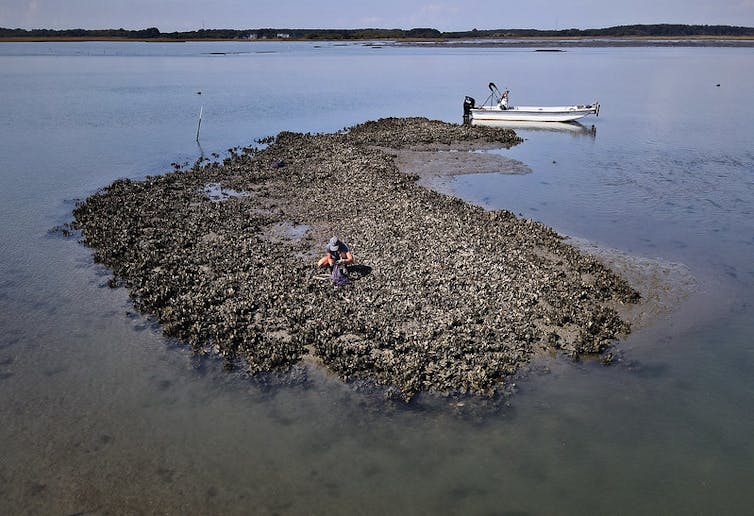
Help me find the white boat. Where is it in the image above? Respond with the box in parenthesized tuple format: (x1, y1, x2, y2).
(464, 82, 599, 122)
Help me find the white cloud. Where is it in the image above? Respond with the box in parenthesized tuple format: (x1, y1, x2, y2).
(26, 0, 40, 19)
(420, 3, 460, 17)
(405, 2, 461, 30)
(359, 16, 387, 28)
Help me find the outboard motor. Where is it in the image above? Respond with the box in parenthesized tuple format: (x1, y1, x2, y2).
(463, 96, 475, 117)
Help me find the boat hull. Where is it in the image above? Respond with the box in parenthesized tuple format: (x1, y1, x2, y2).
(471, 119, 596, 137)
(470, 104, 599, 122)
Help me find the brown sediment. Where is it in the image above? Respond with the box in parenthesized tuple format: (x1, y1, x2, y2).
(72, 117, 643, 401)
(568, 239, 697, 332)
(388, 147, 531, 195)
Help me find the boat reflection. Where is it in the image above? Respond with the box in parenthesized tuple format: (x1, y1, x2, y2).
(468, 118, 597, 139)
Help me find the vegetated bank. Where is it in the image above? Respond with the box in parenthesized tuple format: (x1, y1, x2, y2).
(2, 23, 753, 41)
(72, 117, 640, 401)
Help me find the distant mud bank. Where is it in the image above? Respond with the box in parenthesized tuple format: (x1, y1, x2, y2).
(73, 117, 641, 400)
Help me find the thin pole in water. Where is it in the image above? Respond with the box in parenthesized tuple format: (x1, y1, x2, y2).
(196, 105, 203, 142)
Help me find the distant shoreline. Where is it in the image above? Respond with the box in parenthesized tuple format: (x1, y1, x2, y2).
(2, 35, 754, 47)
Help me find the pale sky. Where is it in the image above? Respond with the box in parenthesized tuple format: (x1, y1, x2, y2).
(2, 0, 753, 32)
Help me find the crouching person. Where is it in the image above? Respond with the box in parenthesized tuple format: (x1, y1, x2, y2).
(317, 236, 353, 286)
(317, 236, 353, 269)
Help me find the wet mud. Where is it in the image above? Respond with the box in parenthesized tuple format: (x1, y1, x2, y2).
(72, 117, 640, 400)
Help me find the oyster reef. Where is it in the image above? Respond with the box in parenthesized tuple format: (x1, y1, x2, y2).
(73, 118, 639, 400)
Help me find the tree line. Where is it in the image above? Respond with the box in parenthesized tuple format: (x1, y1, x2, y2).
(1, 24, 752, 40)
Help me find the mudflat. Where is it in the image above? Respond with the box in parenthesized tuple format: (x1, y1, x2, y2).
(73, 117, 644, 400)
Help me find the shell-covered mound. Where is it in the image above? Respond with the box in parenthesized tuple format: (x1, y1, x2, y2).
(73, 117, 639, 400)
(339, 117, 523, 148)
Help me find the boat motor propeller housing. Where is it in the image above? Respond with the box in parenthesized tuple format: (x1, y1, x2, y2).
(463, 96, 476, 116)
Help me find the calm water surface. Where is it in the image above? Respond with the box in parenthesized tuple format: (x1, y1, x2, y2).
(1, 42, 753, 514)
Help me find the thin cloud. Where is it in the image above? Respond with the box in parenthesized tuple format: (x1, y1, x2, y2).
(0, 0, 752, 31)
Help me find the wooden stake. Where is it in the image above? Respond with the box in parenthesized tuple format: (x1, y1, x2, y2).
(196, 105, 203, 142)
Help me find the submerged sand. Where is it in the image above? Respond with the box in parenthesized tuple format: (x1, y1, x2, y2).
(72, 117, 662, 400)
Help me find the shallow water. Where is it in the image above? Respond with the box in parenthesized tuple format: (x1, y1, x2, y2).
(1, 42, 753, 514)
